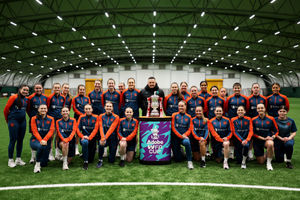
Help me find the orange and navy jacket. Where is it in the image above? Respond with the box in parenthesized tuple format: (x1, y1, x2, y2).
(181, 91, 191, 100)
(164, 93, 182, 116)
(186, 96, 207, 118)
(252, 115, 279, 138)
(27, 93, 47, 118)
(209, 116, 233, 142)
(117, 118, 138, 141)
(30, 115, 55, 142)
(72, 94, 91, 118)
(198, 91, 212, 100)
(225, 94, 249, 119)
(102, 89, 121, 116)
(267, 93, 289, 117)
(275, 117, 297, 138)
(56, 117, 77, 143)
(248, 94, 267, 118)
(4, 94, 28, 122)
(98, 113, 119, 141)
(206, 96, 225, 119)
(47, 93, 65, 120)
(231, 116, 253, 142)
(88, 90, 104, 115)
(171, 112, 192, 139)
(62, 93, 72, 111)
(191, 117, 209, 141)
(121, 88, 140, 118)
(76, 114, 98, 140)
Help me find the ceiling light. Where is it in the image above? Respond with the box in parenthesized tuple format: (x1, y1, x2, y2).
(183, 40, 186, 44)
(48, 40, 53, 43)
(234, 26, 239, 31)
(201, 12, 205, 17)
(235, 50, 239, 54)
(249, 14, 255, 19)
(72, 27, 76, 32)
(263, 54, 267, 58)
(274, 31, 280, 35)
(112, 24, 116, 29)
(70, 50, 74, 54)
(270, 0, 276, 3)
(117, 34, 121, 37)
(245, 45, 250, 49)
(43, 55, 47, 58)
(258, 39, 263, 43)
(10, 21, 17, 26)
(223, 36, 227, 39)
(57, 16, 63, 20)
(291, 60, 295, 62)
(82, 36, 87, 40)
(14, 45, 19, 49)
(276, 50, 281, 53)
(31, 51, 35, 54)
(193, 24, 197, 29)
(17, 60, 22, 63)
(1, 56, 6, 60)
(187, 33, 191, 37)
(91, 42, 95, 46)
(35, 0, 43, 5)
(153, 24, 156, 28)
(105, 12, 109, 18)
(293, 44, 299, 48)
(214, 42, 218, 46)
(153, 11, 157, 16)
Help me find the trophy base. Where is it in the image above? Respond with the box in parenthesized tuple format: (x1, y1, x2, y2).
(150, 110, 160, 117)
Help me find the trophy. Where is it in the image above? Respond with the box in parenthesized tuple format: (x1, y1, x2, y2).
(146, 91, 163, 117)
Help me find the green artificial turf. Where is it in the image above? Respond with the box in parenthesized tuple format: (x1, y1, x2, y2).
(0, 98, 299, 199)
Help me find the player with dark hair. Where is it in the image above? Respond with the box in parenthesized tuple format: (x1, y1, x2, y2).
(206, 86, 225, 119)
(164, 82, 184, 116)
(121, 78, 140, 119)
(102, 78, 121, 116)
(267, 83, 289, 117)
(186, 86, 206, 118)
(61, 83, 72, 111)
(88, 80, 104, 115)
(198, 81, 212, 100)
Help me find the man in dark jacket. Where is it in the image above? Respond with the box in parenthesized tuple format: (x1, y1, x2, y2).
(139, 77, 165, 116)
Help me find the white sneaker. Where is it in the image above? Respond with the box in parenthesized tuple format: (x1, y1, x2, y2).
(223, 162, 229, 170)
(55, 154, 62, 161)
(49, 154, 55, 161)
(15, 158, 26, 166)
(241, 163, 247, 169)
(267, 163, 273, 171)
(284, 154, 287, 162)
(34, 162, 41, 173)
(187, 161, 194, 170)
(8, 159, 16, 168)
(248, 151, 254, 161)
(29, 157, 35, 164)
(75, 149, 80, 156)
(62, 162, 69, 170)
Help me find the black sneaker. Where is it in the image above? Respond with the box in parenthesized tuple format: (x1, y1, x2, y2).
(200, 160, 206, 168)
(119, 160, 125, 167)
(83, 162, 88, 170)
(97, 160, 103, 168)
(286, 162, 293, 169)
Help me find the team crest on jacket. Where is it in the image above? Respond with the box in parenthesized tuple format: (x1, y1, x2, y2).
(123, 121, 126, 125)
(218, 101, 222, 104)
(266, 121, 270, 124)
(92, 120, 95, 123)
(260, 100, 263, 103)
(223, 121, 227, 125)
(46, 121, 50, 124)
(37, 121, 40, 124)
(250, 100, 253, 103)
(134, 93, 137, 96)
(176, 116, 179, 119)
(60, 122, 63, 125)
(132, 123, 135, 126)
(114, 95, 118, 97)
(241, 100, 245, 103)
(52, 99, 55, 102)
(198, 100, 201, 104)
(61, 99, 63, 102)
(85, 99, 88, 102)
(244, 121, 248, 125)
(10, 123, 14, 127)
(279, 99, 283, 102)
(287, 122, 291, 126)
(184, 118, 188, 122)
(111, 118, 113, 122)
(69, 122, 72, 126)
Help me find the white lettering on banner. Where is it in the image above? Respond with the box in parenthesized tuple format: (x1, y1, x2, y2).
(147, 140, 163, 145)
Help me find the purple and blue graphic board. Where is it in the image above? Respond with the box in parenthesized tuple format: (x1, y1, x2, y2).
(139, 120, 171, 164)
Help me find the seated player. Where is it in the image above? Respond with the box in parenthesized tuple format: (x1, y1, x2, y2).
(191, 106, 209, 168)
(56, 107, 77, 170)
(231, 106, 253, 169)
(117, 107, 138, 167)
(77, 104, 99, 170)
(252, 104, 278, 171)
(274, 106, 297, 169)
(30, 104, 55, 173)
(171, 100, 194, 170)
(209, 106, 233, 169)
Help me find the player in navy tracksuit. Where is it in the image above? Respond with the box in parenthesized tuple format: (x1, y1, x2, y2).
(27, 83, 47, 163)
(220, 87, 227, 101)
(274, 105, 297, 169)
(180, 81, 191, 100)
(121, 78, 140, 119)
(61, 83, 72, 111)
(231, 106, 253, 168)
(206, 86, 225, 119)
(171, 101, 194, 170)
(98, 101, 120, 167)
(47, 83, 66, 161)
(4, 85, 29, 168)
(267, 83, 289, 117)
(88, 79, 104, 115)
(252, 103, 279, 171)
(186, 86, 207, 118)
(117, 107, 138, 167)
(102, 78, 121, 116)
(191, 106, 209, 168)
(77, 104, 99, 170)
(198, 81, 212, 100)
(56, 107, 77, 170)
(164, 82, 184, 116)
(209, 106, 233, 169)
(30, 104, 55, 173)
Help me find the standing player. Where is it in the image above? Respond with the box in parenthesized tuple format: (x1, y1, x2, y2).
(27, 83, 47, 163)
(180, 82, 191, 100)
(61, 83, 72, 111)
(47, 83, 66, 160)
(30, 104, 55, 173)
(117, 107, 138, 167)
(98, 102, 120, 167)
(267, 83, 289, 117)
(171, 101, 194, 170)
(56, 107, 77, 170)
(220, 87, 227, 100)
(274, 106, 297, 169)
(231, 106, 253, 169)
(121, 78, 140, 119)
(206, 86, 225, 119)
(102, 78, 121, 116)
(209, 106, 233, 169)
(4, 84, 29, 168)
(118, 82, 125, 94)
(191, 106, 209, 168)
(186, 86, 207, 118)
(198, 81, 212, 100)
(77, 104, 99, 170)
(88, 80, 104, 115)
(252, 104, 279, 170)
(164, 82, 184, 116)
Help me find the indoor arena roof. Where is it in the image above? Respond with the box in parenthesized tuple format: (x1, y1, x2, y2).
(0, 0, 300, 84)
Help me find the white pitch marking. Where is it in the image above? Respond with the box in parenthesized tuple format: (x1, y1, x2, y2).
(0, 182, 300, 191)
